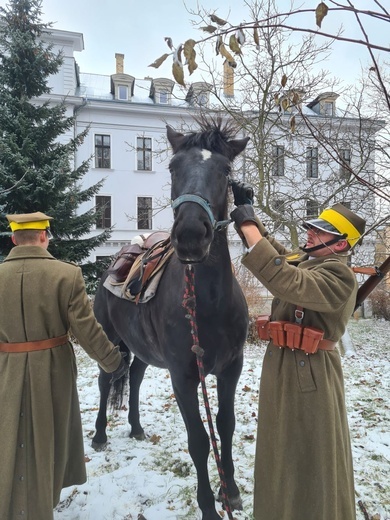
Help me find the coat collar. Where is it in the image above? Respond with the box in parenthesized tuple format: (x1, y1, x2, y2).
(4, 246, 56, 262)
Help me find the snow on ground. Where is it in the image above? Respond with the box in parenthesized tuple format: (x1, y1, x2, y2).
(54, 318, 390, 520)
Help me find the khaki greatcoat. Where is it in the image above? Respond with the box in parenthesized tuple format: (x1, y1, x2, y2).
(0, 246, 121, 520)
(242, 231, 357, 520)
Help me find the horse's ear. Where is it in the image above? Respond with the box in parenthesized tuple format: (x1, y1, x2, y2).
(166, 125, 187, 154)
(228, 136, 250, 160)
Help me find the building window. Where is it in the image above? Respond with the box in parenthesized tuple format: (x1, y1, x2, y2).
(137, 197, 152, 229)
(339, 149, 351, 179)
(272, 145, 285, 176)
(118, 85, 128, 100)
(137, 137, 152, 171)
(323, 101, 334, 117)
(95, 195, 111, 229)
(95, 135, 111, 169)
(306, 147, 318, 178)
(306, 199, 319, 218)
(157, 90, 169, 104)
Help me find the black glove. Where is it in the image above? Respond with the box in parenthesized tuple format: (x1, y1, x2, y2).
(230, 205, 259, 228)
(230, 180, 254, 206)
(110, 352, 128, 383)
(230, 205, 261, 249)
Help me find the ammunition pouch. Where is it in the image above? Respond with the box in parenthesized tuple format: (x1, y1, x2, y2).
(255, 315, 330, 354)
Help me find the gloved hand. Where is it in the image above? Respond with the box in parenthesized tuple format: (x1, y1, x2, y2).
(230, 205, 261, 248)
(230, 205, 259, 228)
(230, 180, 254, 206)
(110, 352, 129, 383)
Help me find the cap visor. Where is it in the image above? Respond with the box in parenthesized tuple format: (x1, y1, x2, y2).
(302, 218, 344, 236)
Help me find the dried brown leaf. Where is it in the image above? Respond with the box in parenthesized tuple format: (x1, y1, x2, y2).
(172, 61, 185, 87)
(215, 35, 223, 56)
(316, 2, 329, 28)
(219, 43, 237, 68)
(274, 93, 280, 105)
(253, 27, 260, 48)
(183, 39, 198, 75)
(210, 13, 227, 26)
(281, 74, 287, 87)
(229, 34, 242, 55)
(148, 53, 170, 69)
(290, 115, 296, 133)
(164, 37, 174, 50)
(201, 25, 217, 34)
(281, 98, 289, 111)
(176, 44, 183, 65)
(236, 27, 245, 45)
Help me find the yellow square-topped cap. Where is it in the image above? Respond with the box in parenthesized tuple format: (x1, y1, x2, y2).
(6, 212, 53, 232)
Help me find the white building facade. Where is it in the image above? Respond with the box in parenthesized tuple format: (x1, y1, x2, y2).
(43, 29, 380, 274)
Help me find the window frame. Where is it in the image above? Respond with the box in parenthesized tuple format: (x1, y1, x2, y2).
(156, 90, 170, 104)
(95, 195, 112, 229)
(136, 136, 153, 171)
(137, 196, 153, 230)
(339, 148, 351, 178)
(306, 147, 319, 178)
(272, 145, 285, 176)
(94, 134, 111, 169)
(118, 84, 129, 100)
(306, 199, 319, 219)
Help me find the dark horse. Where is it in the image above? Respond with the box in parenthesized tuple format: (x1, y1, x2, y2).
(92, 117, 250, 520)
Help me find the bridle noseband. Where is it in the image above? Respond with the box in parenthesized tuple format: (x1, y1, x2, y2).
(171, 194, 231, 231)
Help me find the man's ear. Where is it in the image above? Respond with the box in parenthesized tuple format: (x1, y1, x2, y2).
(336, 239, 349, 252)
(11, 234, 17, 245)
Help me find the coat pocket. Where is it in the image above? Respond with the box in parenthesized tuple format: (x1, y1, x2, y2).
(294, 351, 317, 392)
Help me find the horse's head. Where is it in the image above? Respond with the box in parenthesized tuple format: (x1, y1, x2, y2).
(167, 117, 249, 264)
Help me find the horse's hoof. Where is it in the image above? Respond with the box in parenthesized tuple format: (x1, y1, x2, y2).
(218, 493, 243, 511)
(129, 431, 146, 441)
(91, 440, 107, 451)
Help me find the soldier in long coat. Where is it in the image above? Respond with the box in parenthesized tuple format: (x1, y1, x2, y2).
(230, 184, 366, 520)
(0, 212, 127, 520)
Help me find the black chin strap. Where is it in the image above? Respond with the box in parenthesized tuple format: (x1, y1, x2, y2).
(301, 236, 343, 254)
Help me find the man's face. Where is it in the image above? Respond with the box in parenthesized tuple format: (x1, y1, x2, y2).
(305, 226, 341, 257)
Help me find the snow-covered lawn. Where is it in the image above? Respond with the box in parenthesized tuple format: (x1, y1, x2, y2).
(55, 318, 389, 520)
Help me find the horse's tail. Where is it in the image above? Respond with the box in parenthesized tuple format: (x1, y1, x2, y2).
(108, 371, 129, 410)
(108, 346, 130, 410)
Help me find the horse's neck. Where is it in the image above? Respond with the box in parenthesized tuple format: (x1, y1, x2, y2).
(206, 233, 232, 270)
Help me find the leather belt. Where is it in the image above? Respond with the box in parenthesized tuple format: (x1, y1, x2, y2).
(0, 334, 69, 353)
(316, 339, 337, 351)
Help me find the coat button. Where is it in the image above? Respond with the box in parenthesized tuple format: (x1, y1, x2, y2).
(274, 258, 282, 266)
(299, 360, 305, 367)
(19, 476, 24, 481)
(274, 298, 280, 305)
(19, 443, 24, 448)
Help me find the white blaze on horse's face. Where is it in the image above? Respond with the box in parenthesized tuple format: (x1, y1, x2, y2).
(200, 149, 212, 161)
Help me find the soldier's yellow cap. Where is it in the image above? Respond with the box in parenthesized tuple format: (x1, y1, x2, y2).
(6, 212, 53, 232)
(302, 203, 365, 248)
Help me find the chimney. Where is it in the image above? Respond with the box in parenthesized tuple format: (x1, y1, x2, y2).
(115, 53, 124, 74)
(223, 60, 234, 98)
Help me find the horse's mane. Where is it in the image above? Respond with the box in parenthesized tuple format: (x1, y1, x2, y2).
(182, 115, 240, 157)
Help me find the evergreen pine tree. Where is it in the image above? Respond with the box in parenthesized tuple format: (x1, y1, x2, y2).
(0, 0, 111, 288)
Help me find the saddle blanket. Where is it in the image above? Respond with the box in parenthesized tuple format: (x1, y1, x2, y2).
(103, 269, 164, 304)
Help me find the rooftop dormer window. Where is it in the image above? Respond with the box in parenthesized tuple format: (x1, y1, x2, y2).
(118, 85, 129, 100)
(149, 78, 174, 104)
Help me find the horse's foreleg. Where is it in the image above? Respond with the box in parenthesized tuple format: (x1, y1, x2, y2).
(171, 375, 222, 520)
(91, 368, 111, 450)
(128, 355, 148, 440)
(216, 355, 244, 511)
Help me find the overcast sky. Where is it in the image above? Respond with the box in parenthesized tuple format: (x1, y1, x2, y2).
(0, 0, 388, 86)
